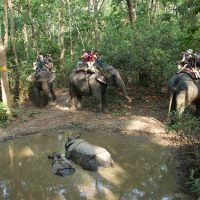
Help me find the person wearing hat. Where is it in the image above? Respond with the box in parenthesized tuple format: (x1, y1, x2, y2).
(178, 49, 200, 78)
(76, 49, 88, 69)
(181, 49, 195, 69)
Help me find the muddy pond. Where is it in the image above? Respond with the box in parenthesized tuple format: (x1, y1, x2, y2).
(0, 130, 191, 200)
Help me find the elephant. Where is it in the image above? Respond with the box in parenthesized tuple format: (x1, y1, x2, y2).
(48, 152, 75, 177)
(27, 69, 56, 107)
(65, 135, 114, 171)
(168, 72, 200, 117)
(68, 65, 131, 112)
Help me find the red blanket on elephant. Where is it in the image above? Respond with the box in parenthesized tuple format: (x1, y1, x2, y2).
(178, 68, 198, 80)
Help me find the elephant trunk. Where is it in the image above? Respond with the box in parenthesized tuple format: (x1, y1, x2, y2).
(115, 73, 132, 103)
(42, 81, 49, 106)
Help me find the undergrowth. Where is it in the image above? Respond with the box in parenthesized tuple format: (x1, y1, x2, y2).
(166, 111, 200, 199)
(166, 111, 200, 142)
(0, 102, 8, 127)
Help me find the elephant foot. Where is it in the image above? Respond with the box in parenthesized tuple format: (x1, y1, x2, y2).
(125, 95, 132, 103)
(103, 108, 109, 113)
(50, 101, 56, 105)
(52, 96, 57, 102)
(77, 103, 82, 109)
(70, 106, 77, 111)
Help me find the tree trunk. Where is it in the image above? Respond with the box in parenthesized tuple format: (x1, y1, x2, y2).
(17, 3, 29, 59)
(3, 0, 8, 49)
(88, 0, 94, 47)
(26, 0, 38, 53)
(8, 0, 20, 100)
(126, 0, 137, 25)
(22, 24, 29, 59)
(59, 0, 66, 86)
(93, 0, 100, 48)
(74, 20, 85, 49)
(0, 37, 12, 114)
(67, 0, 73, 64)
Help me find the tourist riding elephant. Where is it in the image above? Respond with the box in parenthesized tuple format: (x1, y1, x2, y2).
(168, 72, 200, 117)
(68, 65, 131, 112)
(65, 135, 114, 171)
(27, 70, 56, 107)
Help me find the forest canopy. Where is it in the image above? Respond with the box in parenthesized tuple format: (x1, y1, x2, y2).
(0, 0, 200, 101)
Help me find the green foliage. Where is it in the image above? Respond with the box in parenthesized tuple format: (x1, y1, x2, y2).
(111, 109, 126, 117)
(166, 111, 200, 198)
(69, 121, 82, 129)
(189, 169, 200, 198)
(0, 102, 8, 127)
(166, 111, 200, 141)
(1, 0, 200, 95)
(100, 19, 180, 90)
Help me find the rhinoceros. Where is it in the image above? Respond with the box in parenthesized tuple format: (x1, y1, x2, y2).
(48, 152, 75, 177)
(65, 135, 114, 171)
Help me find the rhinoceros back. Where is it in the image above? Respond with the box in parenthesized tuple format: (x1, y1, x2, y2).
(66, 139, 114, 170)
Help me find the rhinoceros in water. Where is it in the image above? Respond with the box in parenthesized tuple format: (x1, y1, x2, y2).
(65, 135, 114, 171)
(48, 152, 75, 177)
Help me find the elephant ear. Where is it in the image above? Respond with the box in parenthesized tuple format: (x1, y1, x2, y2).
(49, 72, 56, 83)
(26, 74, 36, 82)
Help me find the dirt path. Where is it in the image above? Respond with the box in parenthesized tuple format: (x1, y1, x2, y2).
(0, 87, 180, 147)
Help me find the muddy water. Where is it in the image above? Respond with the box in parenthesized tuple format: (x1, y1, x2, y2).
(0, 130, 190, 200)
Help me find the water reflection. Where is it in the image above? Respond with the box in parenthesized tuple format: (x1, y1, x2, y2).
(0, 131, 190, 200)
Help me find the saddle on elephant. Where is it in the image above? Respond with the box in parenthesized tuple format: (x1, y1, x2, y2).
(177, 68, 199, 79)
(177, 61, 200, 79)
(76, 62, 99, 74)
(27, 69, 56, 83)
(75, 63, 107, 85)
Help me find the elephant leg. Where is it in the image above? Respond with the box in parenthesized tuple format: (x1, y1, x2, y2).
(176, 91, 186, 116)
(77, 95, 82, 109)
(92, 89, 103, 112)
(102, 91, 108, 112)
(33, 86, 41, 107)
(49, 83, 56, 101)
(70, 97, 77, 110)
(171, 97, 176, 113)
(195, 99, 200, 116)
(69, 85, 78, 110)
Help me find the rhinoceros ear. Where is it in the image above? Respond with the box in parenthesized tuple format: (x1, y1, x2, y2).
(75, 134, 81, 139)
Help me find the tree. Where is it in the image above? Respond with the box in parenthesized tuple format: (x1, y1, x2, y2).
(59, 0, 66, 84)
(8, 0, 20, 100)
(126, 0, 137, 25)
(0, 0, 12, 114)
(25, 0, 38, 53)
(0, 38, 12, 114)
